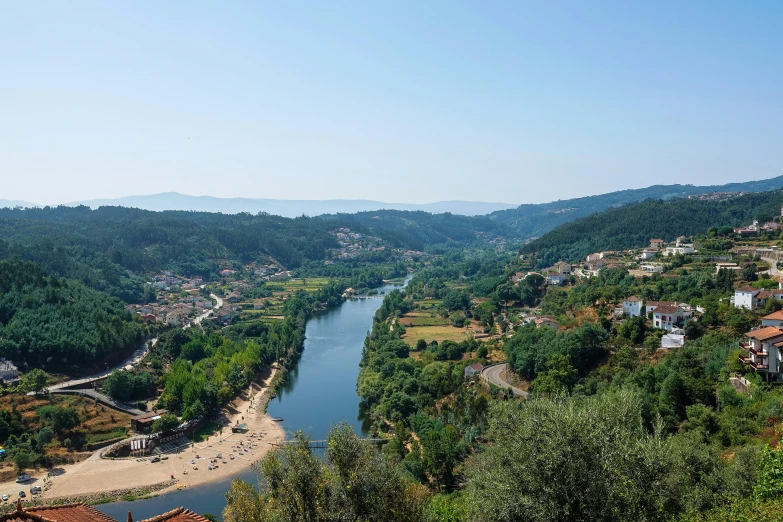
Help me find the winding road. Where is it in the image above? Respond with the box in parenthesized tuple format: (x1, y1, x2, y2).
(34, 293, 224, 399)
(481, 363, 528, 397)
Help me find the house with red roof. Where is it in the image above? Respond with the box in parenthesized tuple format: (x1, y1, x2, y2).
(739, 326, 783, 382)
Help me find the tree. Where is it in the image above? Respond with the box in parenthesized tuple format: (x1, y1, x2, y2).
(36, 427, 54, 449)
(151, 413, 180, 434)
(530, 354, 578, 395)
(102, 370, 132, 402)
(465, 389, 721, 522)
(224, 425, 429, 522)
(422, 424, 462, 491)
(21, 369, 48, 395)
(13, 450, 36, 475)
(51, 407, 80, 435)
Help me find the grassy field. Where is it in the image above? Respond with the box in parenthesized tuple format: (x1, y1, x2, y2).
(234, 278, 335, 322)
(280, 278, 332, 292)
(192, 421, 223, 442)
(401, 325, 473, 346)
(399, 314, 450, 327)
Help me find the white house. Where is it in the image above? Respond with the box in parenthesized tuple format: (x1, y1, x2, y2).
(464, 362, 484, 379)
(639, 248, 658, 260)
(762, 311, 783, 328)
(734, 288, 759, 310)
(661, 328, 686, 349)
(553, 261, 572, 274)
(664, 245, 695, 256)
(545, 273, 568, 285)
(739, 326, 783, 382)
(640, 263, 663, 273)
(652, 304, 693, 331)
(622, 296, 643, 317)
(733, 288, 783, 310)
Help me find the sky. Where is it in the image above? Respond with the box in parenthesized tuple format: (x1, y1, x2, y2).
(1, 1, 782, 205)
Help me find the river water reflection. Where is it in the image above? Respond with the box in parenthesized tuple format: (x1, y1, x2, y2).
(98, 280, 406, 521)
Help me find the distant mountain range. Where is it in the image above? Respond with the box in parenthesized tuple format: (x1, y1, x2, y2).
(0, 199, 38, 208)
(488, 175, 783, 239)
(61, 193, 517, 217)
(4, 175, 783, 225)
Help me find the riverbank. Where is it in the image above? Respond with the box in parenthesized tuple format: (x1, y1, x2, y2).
(0, 364, 284, 506)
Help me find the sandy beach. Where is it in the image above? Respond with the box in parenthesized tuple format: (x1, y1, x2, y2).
(0, 365, 285, 503)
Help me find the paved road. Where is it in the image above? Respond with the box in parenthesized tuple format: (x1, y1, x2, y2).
(481, 363, 528, 397)
(48, 389, 144, 416)
(34, 293, 225, 394)
(42, 341, 153, 393)
(762, 257, 781, 278)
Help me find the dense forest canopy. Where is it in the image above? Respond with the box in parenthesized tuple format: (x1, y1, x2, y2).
(0, 206, 515, 303)
(522, 190, 783, 265)
(489, 176, 783, 239)
(0, 260, 145, 372)
(319, 210, 514, 251)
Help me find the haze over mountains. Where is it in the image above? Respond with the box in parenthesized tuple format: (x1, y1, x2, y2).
(3, 175, 782, 235)
(65, 193, 517, 217)
(488, 175, 783, 239)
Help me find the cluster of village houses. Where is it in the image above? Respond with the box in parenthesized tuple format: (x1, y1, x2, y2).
(511, 225, 783, 382)
(330, 228, 387, 260)
(328, 227, 431, 263)
(513, 237, 700, 286)
(127, 272, 212, 326)
(520, 297, 700, 349)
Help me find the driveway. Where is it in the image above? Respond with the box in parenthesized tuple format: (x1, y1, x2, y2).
(481, 363, 528, 397)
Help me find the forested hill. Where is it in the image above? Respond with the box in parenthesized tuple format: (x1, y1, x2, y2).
(318, 209, 514, 251)
(0, 260, 145, 372)
(489, 175, 783, 239)
(0, 206, 514, 301)
(0, 206, 338, 302)
(521, 190, 783, 266)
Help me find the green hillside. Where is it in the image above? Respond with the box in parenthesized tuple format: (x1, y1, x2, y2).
(490, 175, 783, 239)
(521, 190, 783, 265)
(0, 260, 145, 373)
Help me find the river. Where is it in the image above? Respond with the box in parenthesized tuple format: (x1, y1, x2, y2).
(97, 280, 406, 521)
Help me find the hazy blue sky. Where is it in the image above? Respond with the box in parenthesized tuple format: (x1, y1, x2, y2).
(1, 1, 781, 205)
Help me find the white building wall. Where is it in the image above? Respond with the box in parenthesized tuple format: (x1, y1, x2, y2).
(734, 291, 755, 310)
(622, 301, 642, 317)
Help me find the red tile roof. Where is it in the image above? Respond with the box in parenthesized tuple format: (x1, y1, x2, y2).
(27, 504, 117, 522)
(138, 508, 211, 522)
(624, 296, 641, 302)
(763, 311, 783, 321)
(653, 305, 682, 315)
(746, 326, 783, 342)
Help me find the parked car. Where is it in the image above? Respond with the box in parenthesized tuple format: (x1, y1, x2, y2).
(18, 491, 25, 498)
(30, 486, 41, 495)
(2, 494, 8, 501)
(150, 456, 161, 463)
(15, 474, 30, 483)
